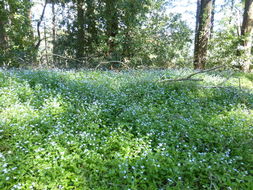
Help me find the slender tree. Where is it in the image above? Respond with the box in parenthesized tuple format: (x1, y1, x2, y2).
(210, 0, 215, 38)
(193, 0, 213, 69)
(240, 0, 253, 72)
(35, 0, 48, 49)
(0, 1, 7, 50)
(52, 0, 56, 57)
(76, 0, 85, 60)
(104, 0, 118, 57)
(86, 0, 97, 53)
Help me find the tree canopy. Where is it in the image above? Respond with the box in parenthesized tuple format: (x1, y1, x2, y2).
(0, 0, 252, 72)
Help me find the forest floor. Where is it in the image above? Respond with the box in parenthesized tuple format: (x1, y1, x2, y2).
(0, 69, 253, 189)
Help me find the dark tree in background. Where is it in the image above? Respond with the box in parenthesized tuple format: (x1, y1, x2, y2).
(0, 1, 8, 51)
(194, 0, 213, 69)
(85, 0, 98, 54)
(240, 0, 253, 72)
(104, 0, 119, 57)
(0, 0, 35, 67)
(76, 0, 85, 60)
(0, 0, 193, 68)
(51, 0, 56, 57)
(210, 0, 216, 38)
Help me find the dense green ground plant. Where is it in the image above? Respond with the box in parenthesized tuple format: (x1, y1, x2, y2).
(0, 69, 253, 189)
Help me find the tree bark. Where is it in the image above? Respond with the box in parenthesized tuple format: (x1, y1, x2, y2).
(86, 0, 97, 53)
(193, 0, 213, 70)
(194, 0, 201, 53)
(44, 23, 49, 65)
(52, 1, 56, 63)
(52, 1, 56, 51)
(240, 0, 253, 72)
(76, 0, 85, 60)
(0, 1, 7, 50)
(35, 0, 48, 49)
(104, 0, 118, 57)
(210, 0, 215, 38)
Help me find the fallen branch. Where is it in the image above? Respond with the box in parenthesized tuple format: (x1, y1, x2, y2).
(198, 86, 233, 89)
(159, 65, 225, 83)
(161, 78, 204, 82)
(184, 65, 225, 79)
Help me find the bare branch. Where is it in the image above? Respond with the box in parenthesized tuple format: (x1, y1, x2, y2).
(160, 78, 204, 83)
(159, 65, 225, 83)
(185, 65, 225, 79)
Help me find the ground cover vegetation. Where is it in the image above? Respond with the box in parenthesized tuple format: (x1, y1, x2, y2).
(1, 0, 253, 189)
(0, 69, 253, 189)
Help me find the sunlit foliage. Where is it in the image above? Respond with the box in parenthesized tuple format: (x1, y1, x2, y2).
(0, 69, 252, 189)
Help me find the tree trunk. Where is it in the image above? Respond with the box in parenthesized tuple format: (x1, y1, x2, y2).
(0, 1, 7, 50)
(86, 0, 97, 53)
(52, 2, 56, 51)
(26, 0, 34, 39)
(240, 0, 253, 72)
(193, 0, 213, 70)
(210, 0, 215, 38)
(76, 0, 85, 60)
(44, 23, 49, 65)
(105, 0, 118, 57)
(35, 0, 48, 49)
(0, 18, 7, 50)
(194, 0, 201, 52)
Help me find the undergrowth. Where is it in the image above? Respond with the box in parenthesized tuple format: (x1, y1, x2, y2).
(0, 69, 253, 189)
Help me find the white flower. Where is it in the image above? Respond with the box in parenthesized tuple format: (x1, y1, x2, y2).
(237, 46, 245, 51)
(2, 168, 8, 173)
(167, 178, 173, 183)
(149, 54, 158, 59)
(0, 153, 4, 159)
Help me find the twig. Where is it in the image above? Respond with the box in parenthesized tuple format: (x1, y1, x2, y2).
(184, 65, 225, 79)
(199, 86, 233, 89)
(160, 78, 204, 82)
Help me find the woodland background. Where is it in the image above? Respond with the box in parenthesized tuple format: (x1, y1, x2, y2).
(0, 0, 252, 72)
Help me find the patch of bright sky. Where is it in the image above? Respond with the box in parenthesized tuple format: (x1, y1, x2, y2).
(31, 0, 239, 32)
(168, 0, 229, 31)
(32, 0, 199, 27)
(168, 0, 196, 28)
